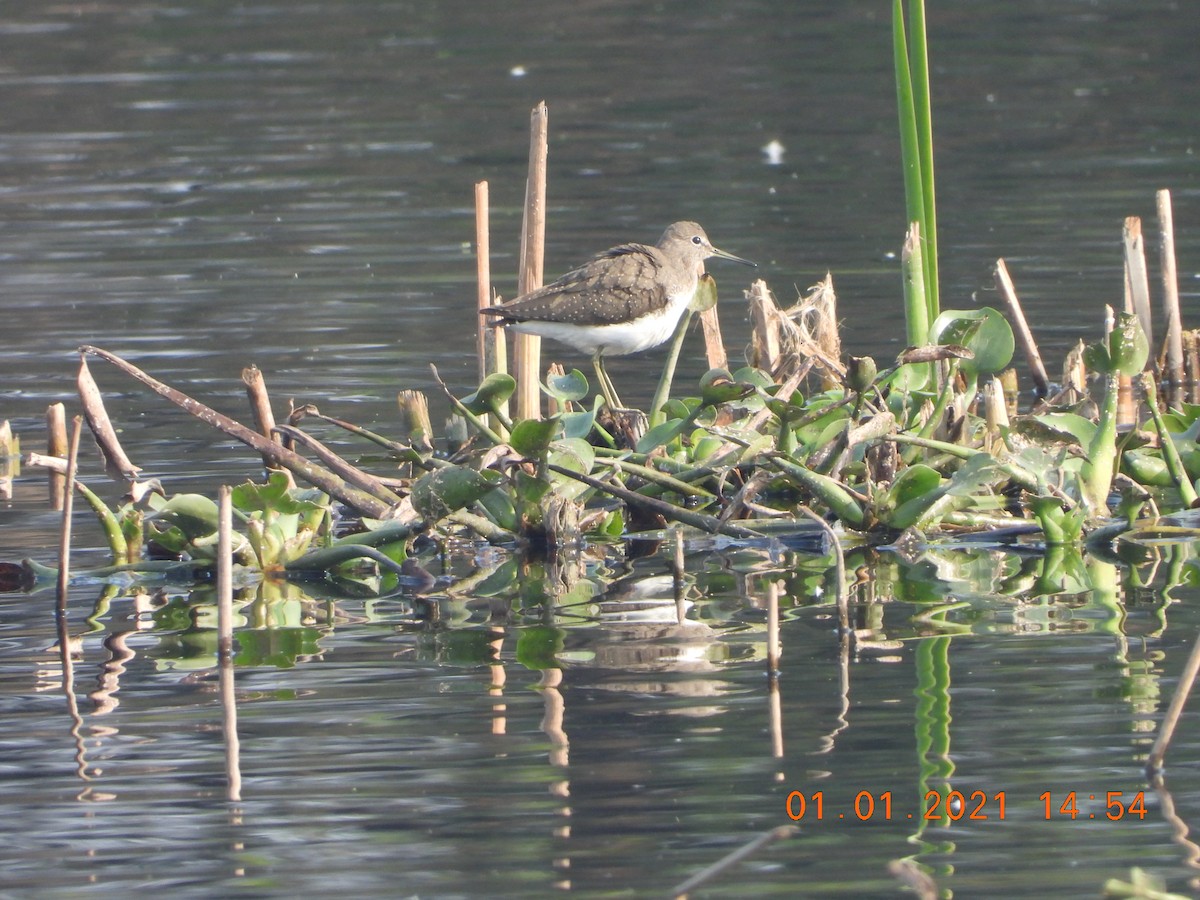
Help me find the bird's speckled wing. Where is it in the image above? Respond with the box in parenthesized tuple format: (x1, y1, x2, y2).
(482, 242, 671, 326)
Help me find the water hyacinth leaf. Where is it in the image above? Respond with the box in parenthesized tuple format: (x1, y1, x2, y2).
(409, 465, 502, 521)
(548, 438, 595, 476)
(688, 272, 719, 312)
(1082, 312, 1149, 376)
(1121, 450, 1172, 488)
(460, 373, 517, 415)
(232, 470, 327, 515)
(509, 416, 561, 460)
(731, 366, 777, 390)
(662, 397, 695, 420)
(145, 492, 220, 539)
(544, 368, 589, 404)
(1025, 413, 1097, 447)
(561, 395, 601, 441)
(885, 464, 944, 529)
(474, 487, 517, 531)
(636, 417, 690, 455)
(943, 452, 1003, 497)
(699, 369, 754, 406)
(929, 307, 1014, 377)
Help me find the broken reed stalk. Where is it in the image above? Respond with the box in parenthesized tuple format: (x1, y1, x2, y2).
(515, 101, 548, 421)
(994, 259, 1051, 398)
(273, 424, 404, 505)
(78, 345, 395, 520)
(1157, 189, 1185, 406)
(396, 389, 435, 454)
(77, 357, 142, 480)
(475, 180, 494, 382)
(1123, 216, 1154, 354)
(747, 280, 781, 374)
(56, 416, 83, 615)
(217, 484, 234, 661)
(47, 403, 67, 510)
(699, 305, 728, 371)
(216, 483, 242, 802)
(476, 181, 511, 435)
(241, 365, 293, 486)
(1145, 628, 1200, 776)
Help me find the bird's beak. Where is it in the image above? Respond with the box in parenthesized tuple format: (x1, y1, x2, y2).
(709, 246, 757, 267)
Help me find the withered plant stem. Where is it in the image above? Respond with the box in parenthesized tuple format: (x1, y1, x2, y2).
(56, 416, 83, 615)
(515, 102, 548, 421)
(994, 259, 1051, 398)
(1157, 189, 1185, 405)
(46, 403, 67, 509)
(78, 346, 395, 519)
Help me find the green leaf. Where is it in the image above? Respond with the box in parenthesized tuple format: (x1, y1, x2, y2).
(409, 466, 502, 521)
(548, 438, 595, 476)
(930, 307, 1014, 377)
(460, 373, 517, 415)
(544, 369, 589, 404)
(509, 416, 561, 460)
(636, 418, 690, 455)
(884, 464, 946, 530)
(232, 471, 328, 515)
(1026, 413, 1097, 447)
(1083, 312, 1149, 376)
(561, 395, 601, 441)
(699, 369, 754, 406)
(145, 492, 220, 539)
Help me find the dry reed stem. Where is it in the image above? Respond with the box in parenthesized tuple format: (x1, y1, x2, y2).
(78, 345, 396, 519)
(515, 102, 548, 421)
(994, 259, 1051, 397)
(217, 484, 234, 661)
(242, 365, 293, 487)
(273, 424, 404, 505)
(475, 180, 494, 381)
(216, 483, 242, 801)
(77, 357, 141, 480)
(699, 305, 728, 370)
(1157, 189, 1185, 405)
(56, 416, 83, 615)
(46, 403, 67, 509)
(1123, 216, 1154, 352)
(748, 278, 846, 385)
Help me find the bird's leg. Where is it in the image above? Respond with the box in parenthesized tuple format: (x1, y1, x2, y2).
(592, 352, 623, 410)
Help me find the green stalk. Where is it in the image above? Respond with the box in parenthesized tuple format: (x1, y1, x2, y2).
(650, 309, 694, 428)
(894, 0, 939, 337)
(74, 481, 129, 564)
(767, 454, 866, 528)
(1081, 374, 1119, 517)
(908, 0, 939, 322)
(1141, 374, 1199, 507)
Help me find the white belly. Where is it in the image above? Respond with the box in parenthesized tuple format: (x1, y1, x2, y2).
(509, 289, 695, 357)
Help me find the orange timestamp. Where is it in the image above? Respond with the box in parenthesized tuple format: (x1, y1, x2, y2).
(785, 790, 1149, 822)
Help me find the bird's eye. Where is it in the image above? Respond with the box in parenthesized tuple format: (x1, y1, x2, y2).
(691, 235, 702, 245)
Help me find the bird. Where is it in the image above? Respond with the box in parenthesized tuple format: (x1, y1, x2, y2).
(481, 221, 755, 409)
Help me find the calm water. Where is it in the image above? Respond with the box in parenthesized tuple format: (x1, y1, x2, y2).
(2, 0, 1200, 896)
